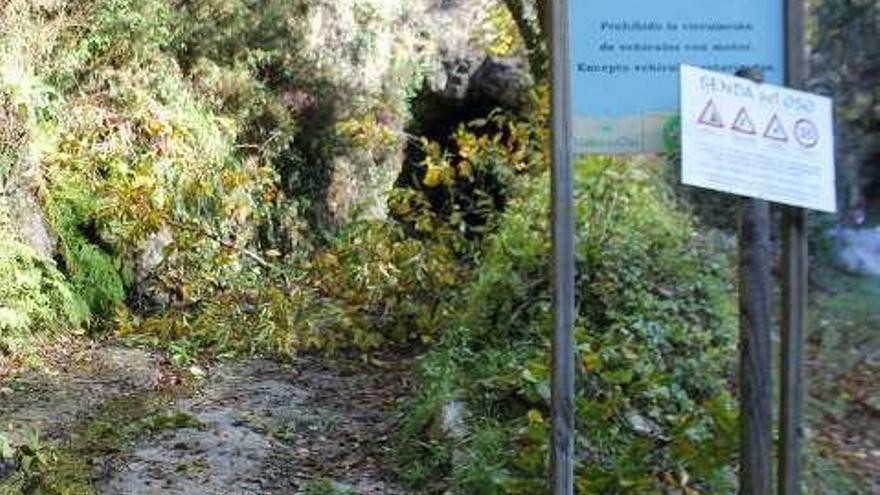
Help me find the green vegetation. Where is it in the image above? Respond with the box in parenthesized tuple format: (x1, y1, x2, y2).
(0, 238, 88, 353)
(398, 159, 739, 494)
(117, 93, 550, 361)
(801, 272, 879, 493)
(0, 0, 410, 348)
(1, 0, 876, 493)
(3, 0, 295, 328)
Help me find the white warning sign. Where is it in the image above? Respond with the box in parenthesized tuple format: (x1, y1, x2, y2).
(680, 65, 837, 213)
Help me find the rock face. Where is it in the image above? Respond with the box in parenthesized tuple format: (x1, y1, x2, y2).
(7, 188, 54, 259)
(418, 0, 532, 113)
(418, 0, 514, 95)
(302, 0, 523, 225)
(468, 56, 534, 110)
(1, 93, 55, 259)
(1, 178, 55, 260)
(299, 0, 411, 224)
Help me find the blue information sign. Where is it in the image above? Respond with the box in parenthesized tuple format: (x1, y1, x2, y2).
(571, 0, 785, 154)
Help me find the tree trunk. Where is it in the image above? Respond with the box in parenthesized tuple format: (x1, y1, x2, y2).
(502, 0, 549, 81)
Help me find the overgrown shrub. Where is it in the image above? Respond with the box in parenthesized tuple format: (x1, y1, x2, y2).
(392, 87, 549, 248)
(306, 221, 462, 345)
(41, 63, 277, 310)
(111, 80, 550, 360)
(117, 218, 464, 362)
(0, 0, 276, 320)
(108, 84, 540, 361)
(399, 158, 738, 494)
(0, 5, 88, 347)
(5, 0, 311, 318)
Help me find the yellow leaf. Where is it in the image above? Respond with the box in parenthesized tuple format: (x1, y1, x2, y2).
(423, 165, 443, 188)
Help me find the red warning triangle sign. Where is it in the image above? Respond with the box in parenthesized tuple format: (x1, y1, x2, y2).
(698, 99, 724, 128)
(764, 114, 788, 142)
(731, 107, 757, 134)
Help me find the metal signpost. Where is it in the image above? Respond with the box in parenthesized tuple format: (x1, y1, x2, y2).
(552, 1, 823, 494)
(549, 0, 575, 492)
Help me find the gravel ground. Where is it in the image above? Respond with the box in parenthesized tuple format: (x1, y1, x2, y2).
(1, 344, 411, 495)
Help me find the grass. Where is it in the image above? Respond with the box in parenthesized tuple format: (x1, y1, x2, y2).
(803, 269, 880, 493)
(808, 270, 880, 413)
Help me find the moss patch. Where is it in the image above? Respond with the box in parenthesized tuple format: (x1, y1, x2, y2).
(0, 393, 195, 495)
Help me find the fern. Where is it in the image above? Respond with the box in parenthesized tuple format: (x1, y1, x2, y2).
(0, 237, 89, 351)
(43, 173, 129, 315)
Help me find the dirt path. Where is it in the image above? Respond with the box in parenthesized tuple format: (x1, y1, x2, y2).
(0, 343, 170, 444)
(0, 343, 412, 495)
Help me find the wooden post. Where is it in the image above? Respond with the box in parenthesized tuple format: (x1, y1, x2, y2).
(738, 196, 774, 495)
(736, 67, 774, 495)
(549, 0, 576, 493)
(780, 207, 807, 495)
(780, 2, 808, 494)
